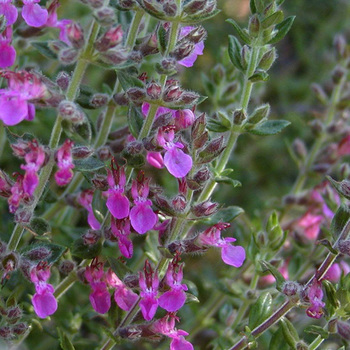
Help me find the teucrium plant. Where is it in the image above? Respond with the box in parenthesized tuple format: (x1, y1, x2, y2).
(1, 0, 350, 349)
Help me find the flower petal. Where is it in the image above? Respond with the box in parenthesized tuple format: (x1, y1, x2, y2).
(106, 192, 130, 219)
(32, 290, 58, 318)
(0, 96, 28, 126)
(158, 289, 186, 312)
(221, 244, 245, 267)
(164, 148, 192, 178)
(130, 203, 157, 234)
(22, 3, 48, 27)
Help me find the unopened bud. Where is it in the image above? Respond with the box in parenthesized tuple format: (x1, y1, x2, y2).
(163, 85, 183, 102)
(90, 93, 109, 108)
(258, 48, 276, 71)
(2, 252, 19, 274)
(92, 174, 108, 190)
(97, 146, 112, 161)
(191, 113, 206, 138)
(56, 71, 70, 91)
(183, 0, 206, 14)
(337, 320, 350, 340)
(334, 34, 347, 59)
(0, 326, 12, 339)
(95, 25, 123, 51)
(113, 92, 129, 106)
(282, 281, 301, 297)
(156, 59, 177, 75)
(72, 146, 94, 159)
(163, 1, 177, 16)
(94, 7, 115, 26)
(167, 238, 203, 254)
(193, 167, 211, 183)
(172, 195, 187, 212)
(249, 104, 270, 124)
(311, 83, 328, 105)
(82, 230, 101, 246)
(125, 141, 143, 155)
(59, 260, 76, 275)
(118, 0, 135, 9)
(99, 48, 128, 65)
(66, 22, 85, 49)
(0, 171, 13, 198)
(292, 139, 307, 159)
(233, 109, 247, 125)
(26, 246, 51, 260)
(15, 208, 32, 224)
(175, 109, 195, 129)
(202, 136, 224, 155)
(338, 239, 350, 255)
(89, 0, 104, 8)
(7, 307, 22, 323)
(295, 341, 308, 350)
(180, 91, 199, 105)
(154, 195, 174, 215)
(126, 87, 146, 103)
(192, 200, 218, 217)
(310, 119, 323, 136)
(59, 48, 79, 65)
(11, 139, 30, 158)
(146, 81, 162, 99)
(58, 101, 85, 124)
(12, 322, 28, 335)
(249, 14, 260, 36)
(332, 66, 346, 84)
(171, 43, 195, 61)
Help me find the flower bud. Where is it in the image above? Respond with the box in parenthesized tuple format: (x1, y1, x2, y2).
(12, 322, 28, 335)
(82, 230, 101, 246)
(125, 141, 143, 155)
(97, 146, 112, 161)
(295, 341, 308, 350)
(99, 49, 128, 65)
(2, 252, 19, 275)
(156, 59, 177, 75)
(167, 238, 203, 255)
(249, 14, 260, 36)
(11, 139, 31, 158)
(337, 320, 350, 340)
(338, 239, 350, 255)
(89, 0, 104, 8)
(154, 195, 174, 216)
(118, 0, 135, 9)
(258, 48, 276, 71)
(163, 85, 183, 102)
(58, 101, 85, 124)
(183, 0, 207, 14)
(93, 7, 115, 26)
(193, 167, 211, 183)
(146, 81, 162, 100)
(233, 109, 247, 125)
(72, 146, 94, 159)
(332, 66, 346, 84)
(59, 48, 79, 65)
(248, 104, 270, 124)
(126, 87, 146, 103)
(66, 22, 85, 49)
(59, 260, 76, 275)
(282, 281, 301, 297)
(0, 171, 13, 198)
(15, 208, 32, 224)
(200, 136, 225, 157)
(163, 1, 177, 16)
(180, 91, 200, 105)
(192, 200, 218, 217)
(113, 92, 129, 105)
(7, 307, 22, 323)
(0, 326, 12, 339)
(172, 195, 187, 212)
(123, 274, 139, 288)
(334, 34, 347, 59)
(171, 43, 195, 61)
(56, 71, 70, 91)
(191, 113, 207, 139)
(175, 109, 195, 129)
(311, 83, 328, 105)
(292, 139, 307, 159)
(185, 26, 207, 44)
(26, 246, 51, 260)
(92, 174, 108, 190)
(95, 25, 123, 51)
(90, 93, 109, 108)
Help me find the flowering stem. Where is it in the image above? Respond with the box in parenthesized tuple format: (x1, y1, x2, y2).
(291, 71, 347, 194)
(0, 123, 6, 159)
(308, 334, 324, 350)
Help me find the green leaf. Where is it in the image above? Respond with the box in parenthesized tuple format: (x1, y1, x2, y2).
(250, 0, 257, 14)
(32, 41, 58, 59)
(269, 327, 290, 350)
(57, 327, 75, 350)
(268, 16, 295, 45)
(157, 25, 167, 54)
(28, 217, 51, 236)
(330, 204, 350, 240)
(22, 242, 66, 264)
(260, 260, 286, 291)
(116, 70, 144, 91)
(76, 85, 96, 109)
(304, 325, 329, 339)
(261, 11, 284, 29)
(214, 176, 242, 188)
(248, 292, 272, 328)
(248, 120, 290, 136)
(226, 19, 252, 44)
(71, 238, 102, 259)
(107, 256, 133, 279)
(228, 35, 244, 71)
(203, 206, 244, 225)
(128, 106, 144, 139)
(74, 157, 105, 172)
(5, 129, 35, 144)
(248, 70, 269, 82)
(327, 176, 350, 201)
(280, 318, 299, 347)
(185, 292, 200, 304)
(201, 73, 215, 96)
(182, 9, 221, 24)
(207, 119, 230, 132)
(323, 279, 340, 310)
(316, 239, 338, 254)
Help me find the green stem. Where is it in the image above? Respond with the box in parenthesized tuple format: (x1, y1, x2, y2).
(308, 335, 324, 350)
(0, 123, 6, 159)
(126, 10, 144, 48)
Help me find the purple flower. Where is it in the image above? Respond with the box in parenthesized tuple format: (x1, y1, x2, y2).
(55, 139, 74, 186)
(151, 314, 193, 350)
(30, 262, 58, 319)
(8, 174, 26, 213)
(22, 0, 48, 28)
(0, 0, 18, 25)
(198, 223, 246, 267)
(130, 175, 157, 235)
(85, 260, 111, 314)
(178, 26, 204, 68)
(159, 261, 187, 312)
(106, 269, 138, 311)
(0, 27, 16, 69)
(78, 189, 101, 230)
(0, 70, 47, 125)
(306, 281, 325, 319)
(103, 162, 130, 219)
(146, 152, 165, 169)
(139, 261, 159, 321)
(111, 217, 133, 259)
(141, 102, 176, 120)
(174, 109, 195, 130)
(157, 126, 192, 178)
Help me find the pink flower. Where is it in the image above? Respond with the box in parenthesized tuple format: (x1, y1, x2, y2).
(159, 260, 187, 312)
(296, 212, 323, 240)
(30, 262, 58, 319)
(111, 217, 133, 258)
(0, 70, 47, 125)
(174, 109, 195, 130)
(130, 175, 157, 234)
(8, 174, 26, 213)
(306, 281, 325, 319)
(0, 27, 16, 68)
(0, 0, 18, 26)
(55, 139, 74, 186)
(198, 223, 246, 267)
(157, 126, 192, 178)
(85, 260, 111, 314)
(141, 102, 176, 120)
(147, 152, 165, 169)
(22, 0, 48, 28)
(151, 314, 193, 350)
(103, 163, 130, 220)
(106, 269, 138, 311)
(78, 189, 101, 230)
(139, 261, 159, 321)
(324, 261, 350, 283)
(178, 26, 204, 68)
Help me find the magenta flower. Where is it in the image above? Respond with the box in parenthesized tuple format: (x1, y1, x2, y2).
(22, 0, 48, 28)
(146, 152, 164, 169)
(151, 314, 193, 350)
(85, 260, 111, 314)
(139, 261, 159, 321)
(306, 281, 325, 319)
(8, 174, 31, 213)
(178, 26, 204, 68)
(78, 189, 101, 230)
(324, 261, 350, 282)
(111, 217, 133, 258)
(20, 140, 46, 196)
(157, 126, 192, 178)
(141, 102, 176, 120)
(198, 223, 246, 267)
(30, 262, 58, 319)
(159, 261, 187, 312)
(130, 175, 157, 235)
(103, 163, 130, 220)
(0, 27, 16, 68)
(55, 139, 74, 186)
(174, 109, 195, 130)
(106, 269, 138, 311)
(0, 0, 18, 25)
(296, 212, 323, 240)
(0, 70, 47, 126)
